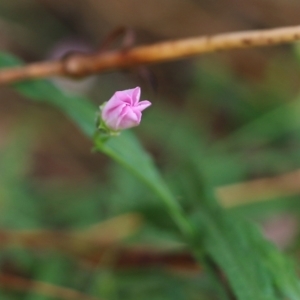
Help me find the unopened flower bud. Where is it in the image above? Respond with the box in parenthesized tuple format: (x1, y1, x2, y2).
(100, 87, 151, 132)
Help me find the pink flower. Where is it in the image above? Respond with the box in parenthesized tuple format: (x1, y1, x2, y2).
(101, 87, 151, 131)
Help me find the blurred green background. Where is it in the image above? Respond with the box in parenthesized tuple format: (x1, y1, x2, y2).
(1, 1, 300, 299)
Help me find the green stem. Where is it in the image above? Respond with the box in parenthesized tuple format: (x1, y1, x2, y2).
(94, 139, 194, 240)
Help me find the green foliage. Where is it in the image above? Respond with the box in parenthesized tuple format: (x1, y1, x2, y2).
(0, 53, 96, 137)
(1, 50, 300, 300)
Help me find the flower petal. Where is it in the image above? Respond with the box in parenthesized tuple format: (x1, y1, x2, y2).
(102, 93, 126, 115)
(114, 87, 140, 105)
(136, 100, 152, 111)
(102, 103, 127, 131)
(131, 87, 141, 105)
(116, 106, 141, 130)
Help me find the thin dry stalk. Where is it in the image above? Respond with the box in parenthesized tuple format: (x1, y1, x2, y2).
(0, 273, 100, 300)
(1, 25, 300, 84)
(0, 228, 197, 271)
(217, 169, 300, 207)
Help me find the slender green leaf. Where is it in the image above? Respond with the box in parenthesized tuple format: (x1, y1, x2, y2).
(0, 51, 192, 238)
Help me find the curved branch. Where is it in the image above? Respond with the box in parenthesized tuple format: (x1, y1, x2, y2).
(1, 25, 300, 84)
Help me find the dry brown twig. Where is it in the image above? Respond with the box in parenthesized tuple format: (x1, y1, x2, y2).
(1, 25, 300, 85)
(0, 213, 197, 272)
(0, 228, 198, 272)
(217, 168, 300, 208)
(0, 273, 101, 300)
